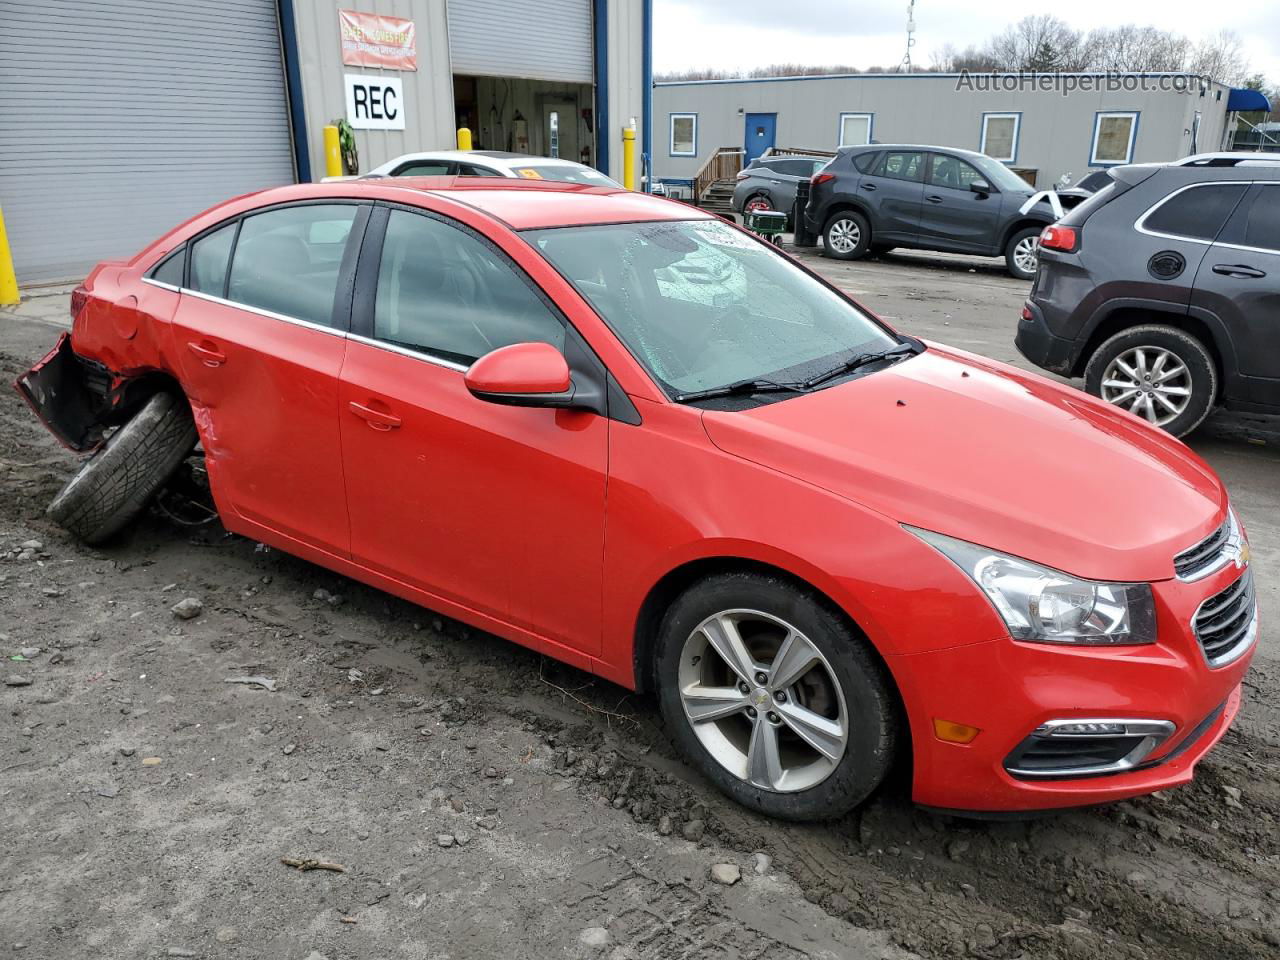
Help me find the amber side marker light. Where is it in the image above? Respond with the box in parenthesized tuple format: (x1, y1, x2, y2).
(933, 719, 981, 744)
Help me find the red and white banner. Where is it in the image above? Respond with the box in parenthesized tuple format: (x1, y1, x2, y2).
(339, 10, 417, 72)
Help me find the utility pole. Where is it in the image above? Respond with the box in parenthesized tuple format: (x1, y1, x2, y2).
(900, 0, 916, 72)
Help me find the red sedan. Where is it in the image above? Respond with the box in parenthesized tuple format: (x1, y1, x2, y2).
(17, 178, 1256, 819)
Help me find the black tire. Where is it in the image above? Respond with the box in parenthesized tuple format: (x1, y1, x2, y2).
(47, 391, 199, 544)
(1083, 324, 1217, 438)
(822, 210, 871, 261)
(743, 193, 773, 215)
(655, 572, 898, 821)
(870, 244, 896, 258)
(1004, 226, 1041, 280)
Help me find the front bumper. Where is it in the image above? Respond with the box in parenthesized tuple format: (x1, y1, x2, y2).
(893, 561, 1256, 813)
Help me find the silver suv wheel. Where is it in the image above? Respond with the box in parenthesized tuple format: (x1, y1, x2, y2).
(1100, 346, 1192, 426)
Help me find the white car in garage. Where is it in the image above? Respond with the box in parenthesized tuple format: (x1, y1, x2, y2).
(362, 150, 623, 187)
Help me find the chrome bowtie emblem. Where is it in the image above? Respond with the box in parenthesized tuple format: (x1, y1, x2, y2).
(751, 688, 771, 708)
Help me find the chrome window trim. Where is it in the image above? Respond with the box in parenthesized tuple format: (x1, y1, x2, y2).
(1005, 717, 1175, 779)
(140, 277, 180, 293)
(346, 332, 469, 372)
(179, 287, 347, 338)
(1134, 180, 1257, 246)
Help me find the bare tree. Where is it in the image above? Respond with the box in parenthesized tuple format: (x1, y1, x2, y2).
(1188, 30, 1249, 85)
(986, 16, 1088, 71)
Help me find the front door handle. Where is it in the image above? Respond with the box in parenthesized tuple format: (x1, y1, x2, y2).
(1212, 263, 1266, 279)
(187, 340, 226, 367)
(926, 195, 944, 204)
(348, 400, 402, 431)
(860, 182, 876, 191)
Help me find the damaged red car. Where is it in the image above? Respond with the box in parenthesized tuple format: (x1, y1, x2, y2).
(17, 178, 1257, 819)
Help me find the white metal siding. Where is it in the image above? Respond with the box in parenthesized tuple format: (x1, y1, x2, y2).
(448, 0, 593, 84)
(0, 0, 295, 283)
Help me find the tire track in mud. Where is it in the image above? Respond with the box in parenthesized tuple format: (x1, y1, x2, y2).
(2, 349, 1276, 960)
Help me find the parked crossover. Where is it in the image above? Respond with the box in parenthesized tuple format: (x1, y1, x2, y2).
(18, 177, 1254, 819)
(1018, 152, 1280, 436)
(806, 144, 1056, 279)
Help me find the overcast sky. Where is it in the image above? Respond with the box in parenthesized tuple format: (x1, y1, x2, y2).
(653, 1, 1280, 86)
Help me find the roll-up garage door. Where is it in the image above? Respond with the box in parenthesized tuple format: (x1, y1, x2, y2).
(448, 0, 593, 83)
(0, 0, 296, 283)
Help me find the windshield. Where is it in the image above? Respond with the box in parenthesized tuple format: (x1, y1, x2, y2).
(511, 164, 621, 188)
(526, 219, 899, 396)
(970, 155, 1032, 194)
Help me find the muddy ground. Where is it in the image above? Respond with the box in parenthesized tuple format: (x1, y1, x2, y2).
(2, 254, 1278, 960)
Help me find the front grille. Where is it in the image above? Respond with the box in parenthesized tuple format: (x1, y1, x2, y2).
(1174, 520, 1230, 580)
(1193, 570, 1256, 667)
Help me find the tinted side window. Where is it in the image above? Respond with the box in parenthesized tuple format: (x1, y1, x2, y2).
(456, 163, 499, 176)
(927, 154, 987, 190)
(394, 160, 454, 176)
(1143, 184, 1248, 242)
(189, 223, 237, 295)
(150, 247, 185, 286)
(374, 210, 564, 366)
(226, 204, 359, 327)
(852, 151, 880, 173)
(1237, 185, 1280, 252)
(879, 151, 924, 182)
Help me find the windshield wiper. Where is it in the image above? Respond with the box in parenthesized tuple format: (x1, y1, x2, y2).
(801, 340, 922, 390)
(674, 378, 807, 403)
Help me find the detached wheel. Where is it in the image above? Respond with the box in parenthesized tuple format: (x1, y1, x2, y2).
(47, 391, 199, 544)
(1083, 324, 1217, 437)
(822, 211, 870, 261)
(655, 572, 897, 821)
(1005, 226, 1041, 280)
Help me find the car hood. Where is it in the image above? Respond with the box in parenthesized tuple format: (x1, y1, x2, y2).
(701, 345, 1226, 583)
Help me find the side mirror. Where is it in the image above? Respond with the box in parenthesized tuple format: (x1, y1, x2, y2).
(465, 342, 576, 408)
(970, 180, 993, 195)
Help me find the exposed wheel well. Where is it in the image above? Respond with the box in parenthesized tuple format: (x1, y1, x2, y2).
(1073, 307, 1224, 390)
(113, 370, 188, 424)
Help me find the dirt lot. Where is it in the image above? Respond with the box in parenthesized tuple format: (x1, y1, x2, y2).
(2, 252, 1278, 960)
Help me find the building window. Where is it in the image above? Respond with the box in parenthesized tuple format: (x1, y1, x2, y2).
(980, 113, 1020, 163)
(838, 113, 872, 148)
(1091, 112, 1139, 165)
(669, 114, 696, 157)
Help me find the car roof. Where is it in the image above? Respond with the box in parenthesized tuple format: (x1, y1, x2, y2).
(379, 150, 593, 171)
(841, 143, 990, 161)
(342, 177, 713, 230)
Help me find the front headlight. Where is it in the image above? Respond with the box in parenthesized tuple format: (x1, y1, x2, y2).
(908, 527, 1157, 645)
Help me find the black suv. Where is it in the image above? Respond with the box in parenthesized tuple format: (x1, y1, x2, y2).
(1017, 153, 1280, 437)
(805, 144, 1055, 279)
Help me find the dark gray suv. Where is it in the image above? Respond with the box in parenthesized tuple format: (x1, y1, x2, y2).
(732, 155, 827, 222)
(805, 145, 1055, 279)
(1016, 153, 1280, 437)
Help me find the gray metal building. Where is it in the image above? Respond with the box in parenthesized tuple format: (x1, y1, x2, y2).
(0, 0, 652, 284)
(653, 72, 1251, 199)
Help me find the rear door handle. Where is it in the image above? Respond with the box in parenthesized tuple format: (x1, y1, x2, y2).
(187, 340, 226, 367)
(1212, 264, 1266, 279)
(926, 195, 944, 204)
(860, 183, 876, 191)
(348, 400, 402, 431)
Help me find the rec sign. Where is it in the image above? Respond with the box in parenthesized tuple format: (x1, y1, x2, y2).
(344, 74, 405, 130)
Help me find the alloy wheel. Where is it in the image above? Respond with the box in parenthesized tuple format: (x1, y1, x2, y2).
(1100, 346, 1192, 426)
(1013, 235, 1039, 275)
(677, 609, 848, 792)
(827, 218, 860, 255)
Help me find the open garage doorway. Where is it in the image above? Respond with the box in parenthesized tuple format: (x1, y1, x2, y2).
(454, 75, 596, 167)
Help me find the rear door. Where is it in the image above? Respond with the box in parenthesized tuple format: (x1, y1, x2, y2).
(858, 150, 925, 243)
(338, 204, 608, 655)
(917, 153, 1003, 253)
(170, 202, 368, 556)
(1191, 182, 1280, 406)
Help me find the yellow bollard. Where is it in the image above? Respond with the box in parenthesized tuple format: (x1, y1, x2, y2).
(457, 127, 473, 151)
(622, 125, 636, 191)
(323, 125, 342, 178)
(0, 204, 18, 306)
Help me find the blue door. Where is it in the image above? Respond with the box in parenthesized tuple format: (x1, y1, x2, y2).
(744, 113, 776, 164)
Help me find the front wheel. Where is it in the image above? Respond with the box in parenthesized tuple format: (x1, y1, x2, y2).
(822, 211, 870, 261)
(1083, 325, 1217, 437)
(1005, 227, 1041, 280)
(655, 572, 897, 821)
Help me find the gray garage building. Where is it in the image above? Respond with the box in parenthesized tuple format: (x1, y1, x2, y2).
(653, 72, 1266, 201)
(0, 0, 652, 284)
